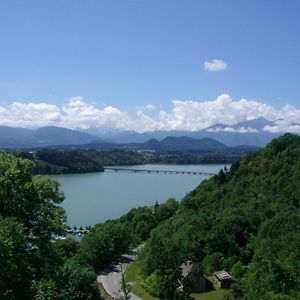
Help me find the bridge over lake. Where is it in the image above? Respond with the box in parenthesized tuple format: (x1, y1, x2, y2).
(103, 167, 215, 176)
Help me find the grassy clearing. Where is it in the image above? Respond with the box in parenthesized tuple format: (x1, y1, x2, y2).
(191, 289, 229, 300)
(125, 259, 145, 282)
(125, 261, 158, 300)
(130, 284, 159, 300)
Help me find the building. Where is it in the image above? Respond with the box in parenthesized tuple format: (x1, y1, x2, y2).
(180, 261, 212, 292)
(214, 270, 232, 289)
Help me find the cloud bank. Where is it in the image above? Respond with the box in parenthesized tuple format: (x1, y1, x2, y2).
(207, 126, 258, 133)
(0, 94, 299, 133)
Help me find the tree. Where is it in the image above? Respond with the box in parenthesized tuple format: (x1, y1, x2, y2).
(154, 198, 179, 222)
(52, 238, 79, 264)
(0, 152, 66, 244)
(58, 260, 98, 300)
(0, 218, 31, 300)
(32, 279, 58, 300)
(79, 221, 132, 271)
(0, 152, 68, 299)
(32, 259, 99, 300)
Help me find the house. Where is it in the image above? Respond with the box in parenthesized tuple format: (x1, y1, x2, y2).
(214, 270, 232, 289)
(180, 261, 212, 292)
(181, 260, 193, 279)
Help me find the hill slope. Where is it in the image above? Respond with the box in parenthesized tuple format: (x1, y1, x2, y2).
(140, 133, 300, 299)
(126, 136, 228, 151)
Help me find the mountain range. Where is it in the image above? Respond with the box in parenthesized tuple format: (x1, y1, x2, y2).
(0, 118, 293, 148)
(0, 126, 101, 148)
(86, 117, 281, 146)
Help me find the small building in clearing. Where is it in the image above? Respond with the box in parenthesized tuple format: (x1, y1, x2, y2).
(214, 270, 232, 289)
(180, 261, 212, 292)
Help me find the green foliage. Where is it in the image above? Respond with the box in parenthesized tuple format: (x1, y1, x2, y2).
(58, 260, 99, 300)
(142, 271, 163, 297)
(17, 149, 146, 174)
(0, 218, 31, 300)
(0, 152, 98, 300)
(79, 200, 179, 272)
(34, 149, 105, 174)
(242, 210, 300, 300)
(32, 260, 98, 300)
(52, 238, 79, 264)
(0, 152, 66, 241)
(32, 279, 58, 300)
(154, 198, 179, 222)
(140, 134, 300, 299)
(79, 220, 132, 271)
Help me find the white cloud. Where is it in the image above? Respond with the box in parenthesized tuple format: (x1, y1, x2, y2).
(0, 94, 299, 133)
(207, 126, 258, 133)
(144, 104, 156, 111)
(0, 102, 61, 127)
(204, 59, 227, 71)
(153, 94, 280, 131)
(264, 119, 300, 133)
(60, 97, 132, 130)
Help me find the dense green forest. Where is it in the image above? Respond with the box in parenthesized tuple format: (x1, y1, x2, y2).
(149, 149, 252, 165)
(16, 149, 146, 174)
(15, 147, 251, 174)
(2, 134, 299, 299)
(136, 133, 300, 299)
(0, 152, 99, 300)
(0, 151, 178, 299)
(78, 199, 179, 272)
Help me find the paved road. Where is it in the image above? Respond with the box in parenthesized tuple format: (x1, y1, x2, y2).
(97, 246, 143, 300)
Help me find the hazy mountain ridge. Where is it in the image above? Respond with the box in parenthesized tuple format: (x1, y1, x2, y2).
(0, 126, 101, 148)
(88, 118, 284, 146)
(0, 118, 296, 148)
(81, 136, 259, 154)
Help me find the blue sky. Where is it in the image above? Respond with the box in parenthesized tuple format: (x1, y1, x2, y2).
(0, 0, 299, 132)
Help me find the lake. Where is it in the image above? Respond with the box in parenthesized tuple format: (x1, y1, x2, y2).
(52, 164, 227, 227)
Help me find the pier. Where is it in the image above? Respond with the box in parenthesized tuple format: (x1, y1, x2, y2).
(103, 167, 215, 176)
(65, 229, 90, 235)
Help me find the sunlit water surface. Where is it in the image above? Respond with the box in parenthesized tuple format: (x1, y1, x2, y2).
(52, 164, 227, 227)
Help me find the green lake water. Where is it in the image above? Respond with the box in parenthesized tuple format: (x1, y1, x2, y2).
(52, 164, 227, 227)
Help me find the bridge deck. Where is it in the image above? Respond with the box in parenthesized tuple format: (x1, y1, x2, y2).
(103, 167, 215, 176)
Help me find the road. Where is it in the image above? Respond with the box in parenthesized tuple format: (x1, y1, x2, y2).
(97, 246, 143, 300)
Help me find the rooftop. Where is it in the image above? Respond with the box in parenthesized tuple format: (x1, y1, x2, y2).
(214, 270, 232, 281)
(181, 260, 193, 278)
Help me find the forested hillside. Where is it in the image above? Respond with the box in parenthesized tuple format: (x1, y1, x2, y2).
(15, 147, 254, 175)
(16, 149, 146, 174)
(138, 133, 300, 299)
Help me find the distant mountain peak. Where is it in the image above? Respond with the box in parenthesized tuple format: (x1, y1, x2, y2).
(235, 117, 274, 129)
